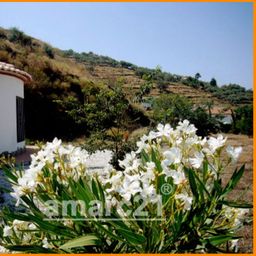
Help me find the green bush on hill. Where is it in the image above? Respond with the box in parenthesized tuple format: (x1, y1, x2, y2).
(152, 94, 219, 136)
(231, 104, 253, 135)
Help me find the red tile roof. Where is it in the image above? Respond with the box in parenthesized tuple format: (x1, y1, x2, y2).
(0, 62, 32, 83)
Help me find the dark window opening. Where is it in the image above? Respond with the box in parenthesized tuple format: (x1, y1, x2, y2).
(16, 96, 25, 142)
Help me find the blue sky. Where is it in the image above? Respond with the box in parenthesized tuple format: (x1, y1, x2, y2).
(0, 2, 253, 89)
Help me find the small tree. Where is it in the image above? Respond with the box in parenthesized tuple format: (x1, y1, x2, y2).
(44, 45, 54, 59)
(152, 94, 219, 136)
(232, 104, 253, 135)
(210, 78, 217, 87)
(195, 72, 201, 80)
(8, 27, 32, 46)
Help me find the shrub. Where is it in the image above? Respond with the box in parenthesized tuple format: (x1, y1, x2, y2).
(44, 45, 54, 59)
(8, 27, 32, 47)
(0, 120, 251, 253)
(210, 78, 217, 87)
(0, 29, 7, 39)
(232, 105, 253, 135)
(152, 95, 220, 136)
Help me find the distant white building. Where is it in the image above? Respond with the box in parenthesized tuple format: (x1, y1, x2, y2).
(0, 62, 32, 154)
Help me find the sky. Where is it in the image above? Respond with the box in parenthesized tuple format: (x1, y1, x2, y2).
(0, 2, 253, 89)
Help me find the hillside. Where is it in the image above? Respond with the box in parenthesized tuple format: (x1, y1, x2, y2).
(0, 27, 253, 140)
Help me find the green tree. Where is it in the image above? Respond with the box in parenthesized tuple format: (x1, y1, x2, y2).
(232, 104, 253, 135)
(152, 94, 193, 125)
(210, 78, 217, 87)
(152, 94, 219, 136)
(44, 45, 54, 59)
(195, 73, 201, 80)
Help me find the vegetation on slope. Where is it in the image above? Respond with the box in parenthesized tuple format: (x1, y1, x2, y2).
(0, 27, 253, 143)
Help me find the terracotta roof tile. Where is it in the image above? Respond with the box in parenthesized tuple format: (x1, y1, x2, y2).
(0, 62, 32, 83)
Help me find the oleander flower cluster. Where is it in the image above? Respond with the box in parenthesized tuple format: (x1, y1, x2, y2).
(0, 120, 251, 253)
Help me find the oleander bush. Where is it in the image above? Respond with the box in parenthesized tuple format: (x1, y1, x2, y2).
(0, 120, 251, 253)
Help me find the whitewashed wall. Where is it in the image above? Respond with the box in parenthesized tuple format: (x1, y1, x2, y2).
(0, 74, 25, 153)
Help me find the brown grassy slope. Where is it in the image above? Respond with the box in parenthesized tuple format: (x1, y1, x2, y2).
(0, 27, 234, 114)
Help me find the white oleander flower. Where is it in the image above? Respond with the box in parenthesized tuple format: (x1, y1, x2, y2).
(3, 226, 12, 237)
(140, 184, 157, 201)
(42, 237, 51, 249)
(162, 147, 182, 166)
(0, 245, 10, 254)
(141, 162, 156, 184)
(168, 170, 186, 185)
(207, 134, 227, 154)
(136, 136, 148, 153)
(189, 152, 204, 169)
(147, 130, 158, 141)
(177, 119, 197, 135)
(118, 175, 140, 199)
(184, 137, 200, 147)
(156, 123, 173, 138)
(230, 239, 239, 252)
(118, 175, 142, 201)
(175, 193, 193, 211)
(223, 206, 249, 227)
(28, 223, 37, 230)
(13, 220, 27, 232)
(226, 146, 242, 162)
(119, 151, 140, 172)
(46, 137, 62, 152)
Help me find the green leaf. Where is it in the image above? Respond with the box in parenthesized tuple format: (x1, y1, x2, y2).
(117, 227, 146, 245)
(5, 245, 53, 253)
(93, 221, 124, 242)
(2, 166, 18, 183)
(5, 211, 75, 238)
(141, 149, 150, 163)
(208, 234, 241, 246)
(151, 148, 162, 173)
(223, 165, 245, 196)
(193, 171, 211, 199)
(185, 168, 199, 201)
(213, 179, 222, 194)
(60, 234, 101, 249)
(222, 200, 252, 208)
(202, 160, 208, 182)
(91, 179, 100, 200)
(108, 219, 146, 245)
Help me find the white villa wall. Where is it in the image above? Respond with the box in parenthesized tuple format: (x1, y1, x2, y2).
(0, 74, 25, 153)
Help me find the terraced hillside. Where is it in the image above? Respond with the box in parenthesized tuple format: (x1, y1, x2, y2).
(0, 27, 252, 139)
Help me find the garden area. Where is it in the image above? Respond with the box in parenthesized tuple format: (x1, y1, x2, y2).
(0, 120, 253, 253)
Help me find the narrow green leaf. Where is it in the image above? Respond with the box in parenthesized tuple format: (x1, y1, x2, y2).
(222, 200, 252, 208)
(185, 168, 199, 201)
(223, 165, 245, 196)
(60, 234, 100, 249)
(151, 148, 162, 173)
(141, 149, 150, 163)
(93, 221, 124, 242)
(208, 235, 241, 246)
(2, 166, 18, 183)
(5, 245, 53, 253)
(91, 179, 99, 199)
(193, 171, 211, 199)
